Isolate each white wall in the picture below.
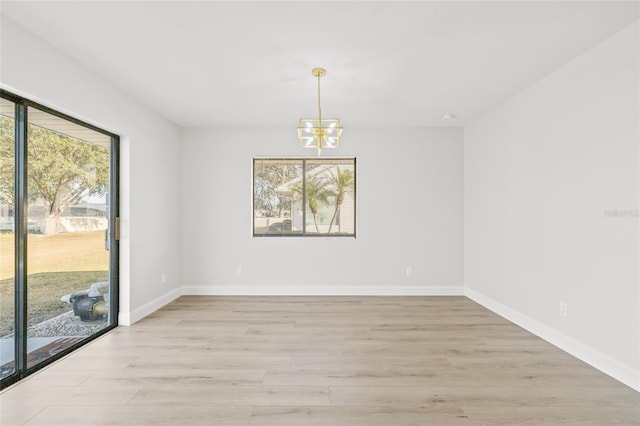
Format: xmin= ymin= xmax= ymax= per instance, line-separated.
xmin=0 ymin=16 xmax=183 ymax=324
xmin=181 ymin=127 xmax=463 ymax=295
xmin=465 ymin=22 xmax=639 ymax=390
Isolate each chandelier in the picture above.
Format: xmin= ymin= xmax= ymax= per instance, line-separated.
xmin=298 ymin=67 xmax=342 ymax=156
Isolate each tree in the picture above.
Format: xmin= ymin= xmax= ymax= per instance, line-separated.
xmin=27 ymin=124 xmax=108 ymax=235
xmin=0 ymin=117 xmax=15 ymax=211
xmin=254 ymin=162 xmax=299 ymax=217
xmin=1 ymin=117 xmax=109 ymax=235
xmin=302 ymin=173 xmax=333 ymax=233
xmin=326 ymin=167 xmax=354 ymax=234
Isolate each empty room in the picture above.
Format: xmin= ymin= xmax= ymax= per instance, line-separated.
xmin=0 ymin=1 xmax=638 ymax=425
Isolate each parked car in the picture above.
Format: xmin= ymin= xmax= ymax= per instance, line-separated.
xmin=267 ymin=219 xmax=292 ymax=233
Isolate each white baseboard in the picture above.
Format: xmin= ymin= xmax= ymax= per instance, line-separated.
xmin=181 ymin=285 xmax=465 ymax=296
xmin=465 ymin=287 xmax=640 ymax=392
xmin=118 ymin=287 xmax=182 ymax=326
xmin=117 ymin=312 xmax=131 ymax=326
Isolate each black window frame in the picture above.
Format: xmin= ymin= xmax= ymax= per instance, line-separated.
xmin=252 ymin=157 xmax=356 ymax=238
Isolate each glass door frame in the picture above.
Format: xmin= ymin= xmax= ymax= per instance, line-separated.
xmin=0 ymin=89 xmax=119 ymax=390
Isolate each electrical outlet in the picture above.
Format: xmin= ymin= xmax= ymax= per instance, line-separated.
xmin=405 ymin=266 xmax=413 ymax=277
xmin=237 ymin=266 xmax=242 ymax=276
xmin=560 ymin=302 xmax=568 ymax=317
xmin=161 ymin=273 xmax=167 ymax=284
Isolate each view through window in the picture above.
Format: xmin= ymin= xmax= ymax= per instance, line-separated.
xmin=253 ymin=158 xmax=356 ymax=237
xmin=0 ymin=98 xmax=16 ymax=379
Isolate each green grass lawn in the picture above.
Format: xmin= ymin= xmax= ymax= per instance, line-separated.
xmin=0 ymin=231 xmax=109 ymax=336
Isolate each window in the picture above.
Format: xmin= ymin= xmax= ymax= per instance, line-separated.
xmin=253 ymin=158 xmax=356 ymax=237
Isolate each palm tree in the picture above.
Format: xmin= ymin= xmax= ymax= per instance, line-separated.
xmin=327 ymin=167 xmax=354 ymax=233
xmin=296 ymin=173 xmax=332 ymax=233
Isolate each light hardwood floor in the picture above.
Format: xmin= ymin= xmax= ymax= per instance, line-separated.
xmin=1 ymin=296 xmax=639 ymax=425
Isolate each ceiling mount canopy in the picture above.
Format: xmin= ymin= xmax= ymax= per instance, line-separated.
xmin=298 ymin=67 xmax=342 ymax=156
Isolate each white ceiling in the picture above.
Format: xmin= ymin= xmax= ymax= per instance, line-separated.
xmin=1 ymin=1 xmax=638 ymax=128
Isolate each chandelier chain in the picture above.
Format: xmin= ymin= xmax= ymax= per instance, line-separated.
xmin=317 ymin=72 xmax=322 ymax=146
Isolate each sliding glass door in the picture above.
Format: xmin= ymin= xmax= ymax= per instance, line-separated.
xmin=0 ymin=91 xmax=119 ymax=388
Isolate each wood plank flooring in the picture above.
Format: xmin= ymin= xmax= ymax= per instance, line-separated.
xmin=1 ymin=296 xmax=638 ymax=425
